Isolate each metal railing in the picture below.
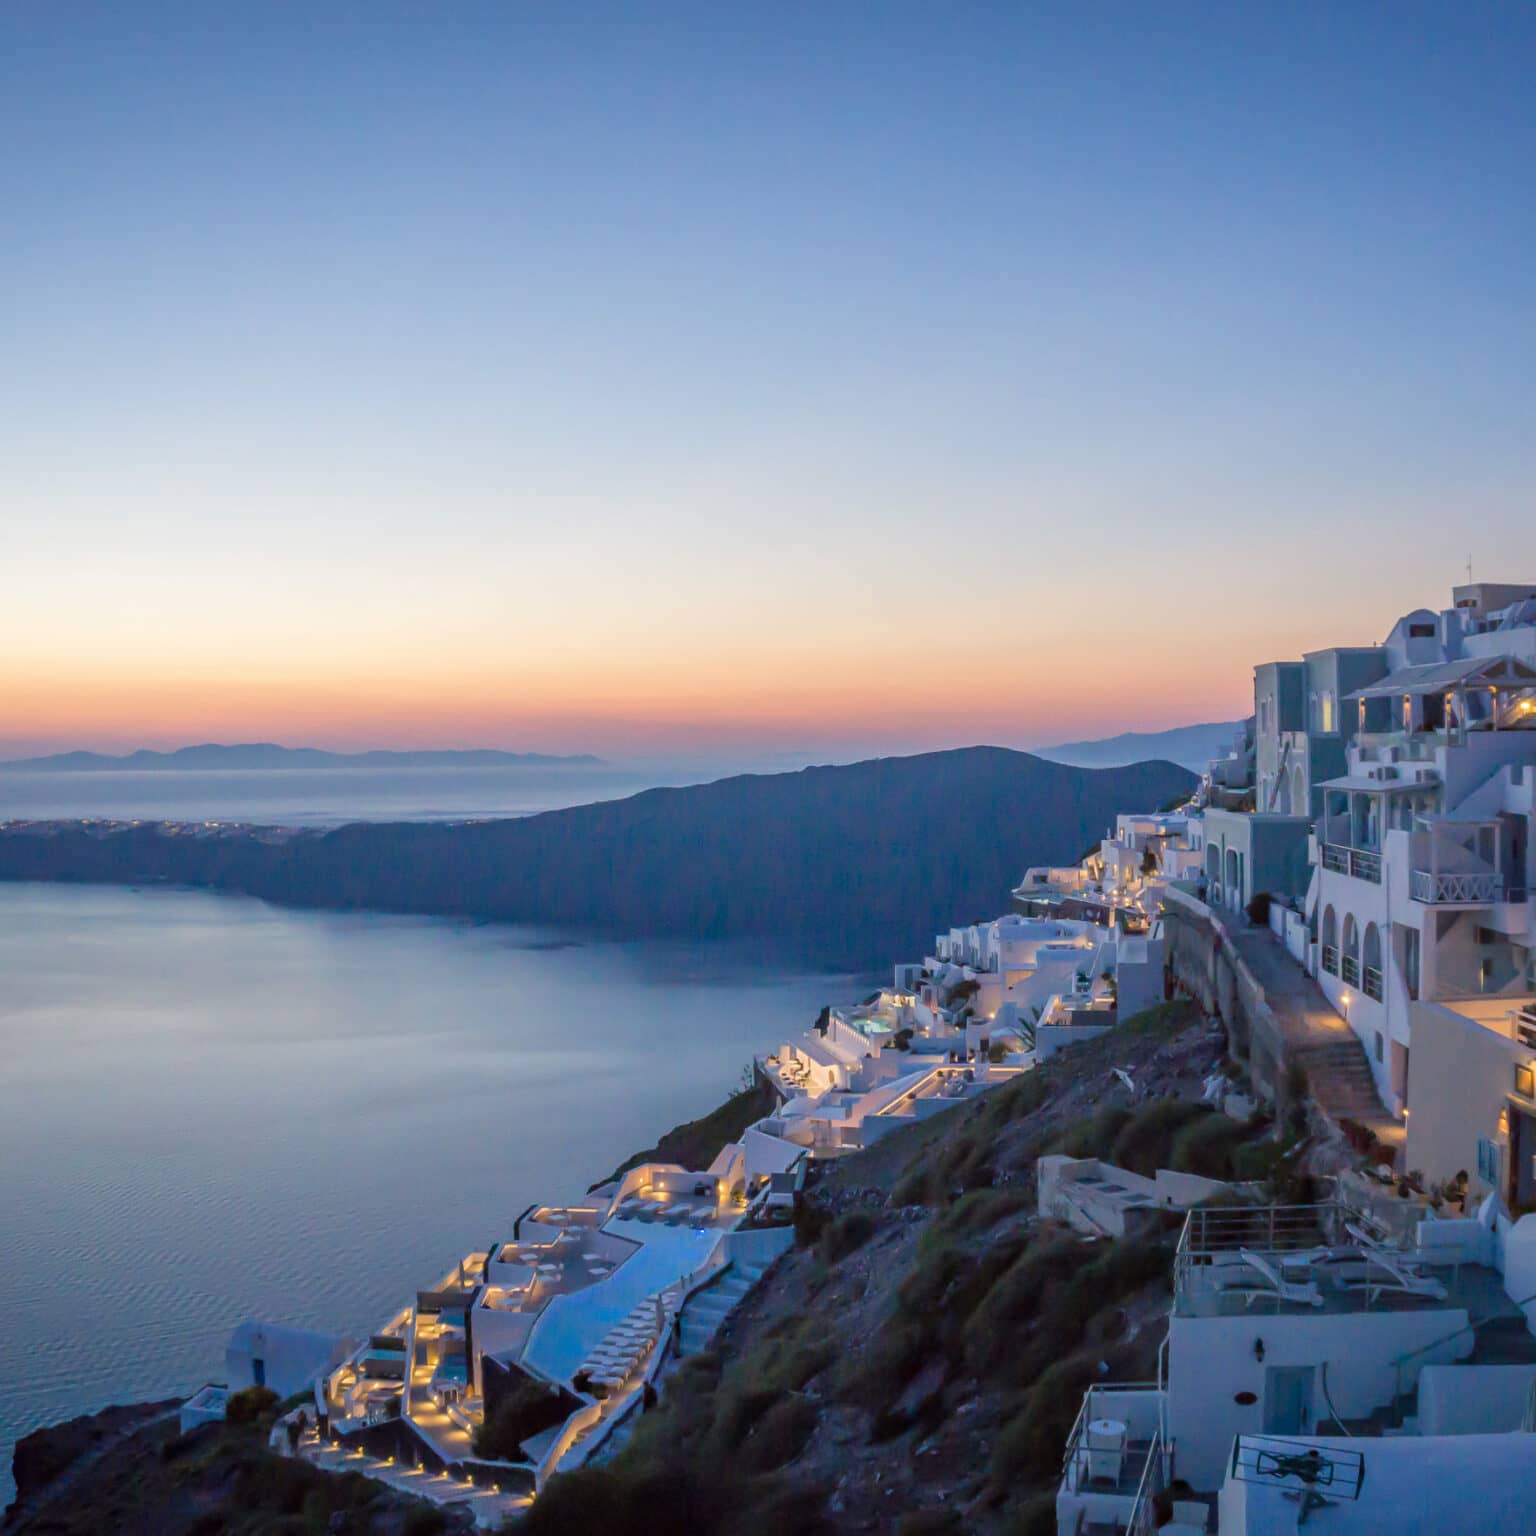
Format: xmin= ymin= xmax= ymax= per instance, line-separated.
xmin=1513 ymin=1008 xmax=1536 ymax=1052
xmin=1126 ymin=1429 xmax=1170 ymax=1536
xmin=1229 ymin=1434 xmax=1364 ymax=1502
xmin=1059 ymin=1381 xmax=1164 ymax=1480
xmin=1363 ymin=965 xmax=1384 ymax=1001
xmin=1323 ymin=844 xmax=1381 ymax=883
xmin=1410 ymin=868 xmax=1505 ymax=904
xmin=1341 ymin=955 xmax=1360 ymax=987
xmin=1321 ymin=944 xmax=1339 ymax=976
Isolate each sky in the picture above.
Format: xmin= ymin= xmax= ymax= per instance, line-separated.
xmin=3 ymin=2 xmax=1534 ymax=762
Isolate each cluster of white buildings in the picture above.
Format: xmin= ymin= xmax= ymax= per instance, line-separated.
xmin=1054 ymin=580 xmax=1536 ymax=1536
xmin=196 ymin=577 xmax=1536 ymax=1533
xmin=1057 ymin=1192 xmax=1536 ymax=1535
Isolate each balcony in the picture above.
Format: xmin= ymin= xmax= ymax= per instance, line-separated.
xmin=1321 ymin=944 xmax=1339 ymax=977
xmin=1410 ymin=869 xmax=1505 ymax=905
xmin=1322 ymin=843 xmax=1381 ymax=883
xmin=1513 ymin=1008 xmax=1536 ymax=1052
xmin=1363 ymin=965 xmax=1384 ymax=1002
xmin=1340 ymin=955 xmax=1360 ymax=987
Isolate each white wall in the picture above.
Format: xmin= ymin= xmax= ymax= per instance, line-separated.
xmin=1167 ymin=1307 xmax=1473 ymax=1489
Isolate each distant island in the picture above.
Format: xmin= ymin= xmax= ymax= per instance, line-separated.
xmin=0 ymin=746 xmax=1194 ymax=968
xmin=1034 ymin=719 xmax=1243 ymax=773
xmin=0 ymin=743 xmax=604 ymax=772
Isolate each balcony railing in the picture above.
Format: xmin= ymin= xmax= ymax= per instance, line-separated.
xmin=1410 ymin=869 xmax=1506 ymax=904
xmin=1321 ymin=944 xmax=1339 ymax=977
xmin=1514 ymin=1008 xmax=1536 ymax=1052
xmin=1341 ymin=956 xmax=1360 ymax=987
xmin=1363 ymin=965 xmax=1384 ymax=1002
xmin=1323 ymin=844 xmax=1381 ymax=883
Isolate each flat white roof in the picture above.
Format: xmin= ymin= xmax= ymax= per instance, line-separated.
xmin=1230 ymin=1433 xmax=1536 ymax=1536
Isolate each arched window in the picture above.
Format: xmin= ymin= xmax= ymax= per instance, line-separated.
xmin=1363 ymin=923 xmax=1383 ymax=999
xmin=1291 ymin=765 xmax=1306 ymax=818
xmin=1342 ymin=914 xmax=1361 ymax=987
xmin=1321 ymin=906 xmax=1338 ymax=975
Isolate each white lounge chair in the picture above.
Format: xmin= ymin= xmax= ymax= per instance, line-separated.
xmin=1219 ymin=1249 xmax=1324 ymax=1308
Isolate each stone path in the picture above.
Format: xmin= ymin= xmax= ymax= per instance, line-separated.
xmin=1229 ymin=924 xmax=1400 ymax=1144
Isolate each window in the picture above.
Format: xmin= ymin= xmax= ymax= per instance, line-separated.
xmin=1409 ymin=622 xmax=1435 ymax=638
xmin=1374 ymin=1031 xmax=1384 ymax=1062
xmin=1321 ymin=692 xmax=1335 ymax=733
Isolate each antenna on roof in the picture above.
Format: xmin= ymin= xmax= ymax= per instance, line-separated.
xmin=1467 ymin=555 xmax=1474 ymax=583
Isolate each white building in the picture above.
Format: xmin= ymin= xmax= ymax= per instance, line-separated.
xmin=1311 ymin=652 xmax=1536 ymax=1111
xmin=1056 ymin=1194 xmax=1536 ymax=1536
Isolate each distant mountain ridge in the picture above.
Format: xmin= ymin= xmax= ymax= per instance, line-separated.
xmin=0 ymin=746 xmax=1195 ymax=968
xmin=1034 ymin=719 xmax=1243 ymax=773
xmin=0 ymin=743 xmax=604 ymax=772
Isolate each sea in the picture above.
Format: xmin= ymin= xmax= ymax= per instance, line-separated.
xmin=0 ymin=760 xmax=752 ymax=827
xmin=0 ymin=765 xmax=867 ymax=1505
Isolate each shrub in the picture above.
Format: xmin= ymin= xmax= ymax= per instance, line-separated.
xmin=1048 ymin=1106 xmax=1124 ymax=1160
xmin=223 ymin=1386 xmax=279 ymax=1426
xmin=990 ymin=1352 xmax=1098 ymax=1484
xmin=1005 ymin=1492 xmax=1063 ymax=1536
xmin=1109 ymin=1100 xmax=1207 ymax=1176
xmin=402 ymin=1509 xmax=448 ymax=1536
xmin=896 ymin=1512 xmax=963 ymax=1536
xmin=1169 ymin=1110 xmax=1253 ymax=1179
xmin=794 ymin=1201 xmax=831 ymax=1249
xmin=1246 ymin=892 xmax=1272 ymax=926
xmin=736 ymin=1392 xmax=817 ymax=1473
xmin=817 ymin=1210 xmax=877 ymax=1266
xmin=473 ymin=1374 xmax=567 ymax=1461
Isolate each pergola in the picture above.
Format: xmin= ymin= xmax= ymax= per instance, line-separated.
xmin=1346 ymin=655 xmax=1536 ymax=737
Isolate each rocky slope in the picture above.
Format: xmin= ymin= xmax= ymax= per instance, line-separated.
xmin=522 ymin=999 xmax=1293 ymax=1536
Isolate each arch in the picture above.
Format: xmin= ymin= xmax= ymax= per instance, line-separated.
xmin=1322 ymin=905 xmax=1337 ymax=949
xmin=1275 ymin=774 xmax=1292 ymax=815
xmin=1290 ymin=765 xmax=1306 ymax=818
xmin=1343 ymin=913 xmax=1360 ymax=962
xmin=1363 ymin=922 xmax=1382 ymax=973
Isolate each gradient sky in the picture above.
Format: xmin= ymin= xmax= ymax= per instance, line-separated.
xmin=3 ymin=2 xmax=1534 ymax=760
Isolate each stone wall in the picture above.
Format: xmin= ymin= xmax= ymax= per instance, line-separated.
xmin=1161 ymin=888 xmax=1291 ymax=1109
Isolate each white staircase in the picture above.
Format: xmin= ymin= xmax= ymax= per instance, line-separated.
xmin=676 ymin=1263 xmax=765 ymax=1356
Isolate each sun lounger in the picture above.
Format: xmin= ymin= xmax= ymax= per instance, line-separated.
xmin=1218 ymin=1249 xmax=1324 ymax=1308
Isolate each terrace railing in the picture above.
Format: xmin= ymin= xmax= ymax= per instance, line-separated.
xmin=1363 ymin=965 xmax=1384 ymax=1002
xmin=1323 ymin=844 xmax=1381 ymax=883
xmin=1341 ymin=955 xmax=1360 ymax=988
xmin=1321 ymin=944 xmax=1339 ymax=977
xmin=1410 ymin=869 xmax=1505 ymax=904
xmin=1512 ymin=1008 xmax=1536 ymax=1053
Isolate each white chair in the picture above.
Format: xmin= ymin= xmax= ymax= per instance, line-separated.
xmin=1221 ymin=1249 xmax=1324 ymax=1308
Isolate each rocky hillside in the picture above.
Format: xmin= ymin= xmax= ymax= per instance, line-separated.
xmin=522 ymin=1000 xmax=1298 ymax=1536
xmin=3 ymin=1394 xmax=466 ymax=1536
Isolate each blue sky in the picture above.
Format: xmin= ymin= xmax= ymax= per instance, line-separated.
xmin=3 ymin=3 xmax=1534 ymax=756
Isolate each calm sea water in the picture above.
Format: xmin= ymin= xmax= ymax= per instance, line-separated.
xmin=0 ymin=762 xmax=744 ymax=827
xmin=0 ymin=883 xmax=861 ymax=1504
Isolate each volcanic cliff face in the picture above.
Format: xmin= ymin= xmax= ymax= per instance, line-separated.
xmin=0 ymin=749 xmax=1195 ymax=969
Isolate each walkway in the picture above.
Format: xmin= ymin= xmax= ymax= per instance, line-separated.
xmin=1228 ymin=924 xmax=1400 ymax=1147
xmin=300 ymin=1430 xmax=530 ymax=1529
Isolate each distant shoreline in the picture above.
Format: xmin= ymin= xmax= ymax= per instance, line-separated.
xmin=0 ymin=744 xmax=604 ymax=773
